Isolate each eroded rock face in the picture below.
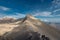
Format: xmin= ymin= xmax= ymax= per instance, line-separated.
xmin=0 ymin=31 xmax=50 ymax=40
xmin=0 ymin=15 xmax=60 ymax=40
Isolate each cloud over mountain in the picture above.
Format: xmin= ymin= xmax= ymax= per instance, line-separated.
xmin=0 ymin=6 xmax=10 ymax=11
xmin=33 ymin=11 xmax=51 ymax=16
xmin=0 ymin=6 xmax=25 ymax=18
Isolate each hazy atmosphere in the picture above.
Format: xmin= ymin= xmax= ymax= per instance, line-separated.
xmin=0 ymin=0 xmax=60 ymax=40
xmin=0 ymin=0 xmax=60 ymax=22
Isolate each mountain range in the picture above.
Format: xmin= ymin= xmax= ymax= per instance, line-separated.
xmin=0 ymin=15 xmax=60 ymax=40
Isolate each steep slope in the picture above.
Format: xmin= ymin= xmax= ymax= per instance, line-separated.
xmin=22 ymin=15 xmax=60 ymax=40
xmin=2 ymin=15 xmax=60 ymax=40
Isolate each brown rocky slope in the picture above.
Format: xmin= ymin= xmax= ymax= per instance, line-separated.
xmin=0 ymin=15 xmax=60 ymax=40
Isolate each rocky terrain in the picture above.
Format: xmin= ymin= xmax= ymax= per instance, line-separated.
xmin=0 ymin=15 xmax=60 ymax=40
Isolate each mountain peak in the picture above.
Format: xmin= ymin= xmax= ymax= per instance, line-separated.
xmin=26 ymin=14 xmax=33 ymax=17
xmin=26 ymin=14 xmax=37 ymax=20
xmin=21 ymin=14 xmax=37 ymax=23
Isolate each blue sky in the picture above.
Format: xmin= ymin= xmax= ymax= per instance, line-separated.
xmin=0 ymin=0 xmax=60 ymax=22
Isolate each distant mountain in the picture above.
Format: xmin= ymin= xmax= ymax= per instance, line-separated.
xmin=0 ymin=17 xmax=16 ymax=23
xmin=45 ymin=22 xmax=60 ymax=30
xmin=0 ymin=15 xmax=60 ymax=40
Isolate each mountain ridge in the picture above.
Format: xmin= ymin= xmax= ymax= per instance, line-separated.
xmin=0 ymin=15 xmax=60 ymax=40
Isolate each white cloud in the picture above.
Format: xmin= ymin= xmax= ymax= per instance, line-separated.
xmin=0 ymin=12 xmax=25 ymax=19
xmin=51 ymin=0 xmax=60 ymax=9
xmin=0 ymin=13 xmax=6 ymax=17
xmin=52 ymin=9 xmax=60 ymax=16
xmin=46 ymin=18 xmax=60 ymax=23
xmin=13 ymin=13 xmax=25 ymax=18
xmin=33 ymin=11 xmax=52 ymax=16
xmin=53 ymin=9 xmax=60 ymax=13
xmin=0 ymin=6 xmax=10 ymax=11
xmin=5 ymin=13 xmax=25 ymax=19
xmin=0 ymin=6 xmax=25 ymax=18
xmin=40 ymin=18 xmax=60 ymax=23
xmin=40 ymin=19 xmax=49 ymax=22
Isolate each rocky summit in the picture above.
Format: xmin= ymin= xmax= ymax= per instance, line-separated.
xmin=0 ymin=15 xmax=60 ymax=40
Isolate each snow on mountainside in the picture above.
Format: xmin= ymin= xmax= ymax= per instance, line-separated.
xmin=0 ymin=15 xmax=60 ymax=40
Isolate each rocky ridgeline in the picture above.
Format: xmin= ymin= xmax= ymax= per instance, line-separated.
xmin=0 ymin=15 xmax=60 ymax=40
xmin=0 ymin=31 xmax=50 ymax=40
